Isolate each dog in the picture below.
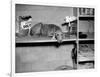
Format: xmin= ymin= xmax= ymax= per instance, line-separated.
xmin=30 ymin=22 xmax=63 ymax=43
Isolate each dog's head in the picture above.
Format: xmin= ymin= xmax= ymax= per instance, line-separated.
xmin=55 ymin=31 xmax=63 ymax=43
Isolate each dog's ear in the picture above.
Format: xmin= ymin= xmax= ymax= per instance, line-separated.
xmin=55 ymin=32 xmax=58 ymax=37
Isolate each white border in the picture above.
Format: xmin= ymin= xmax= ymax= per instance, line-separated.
xmin=11 ymin=1 xmax=15 ymax=77
xmin=11 ymin=0 xmax=97 ymax=77
xmin=12 ymin=0 xmax=96 ymax=8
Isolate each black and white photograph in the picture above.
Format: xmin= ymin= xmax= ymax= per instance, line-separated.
xmin=15 ymin=4 xmax=94 ymax=73
xmin=1 ymin=0 xmax=100 ymax=77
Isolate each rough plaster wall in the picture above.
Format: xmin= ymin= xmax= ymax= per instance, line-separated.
xmin=16 ymin=44 xmax=74 ymax=73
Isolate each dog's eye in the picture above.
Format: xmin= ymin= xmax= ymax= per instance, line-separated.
xmin=56 ymin=34 xmax=59 ymax=36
